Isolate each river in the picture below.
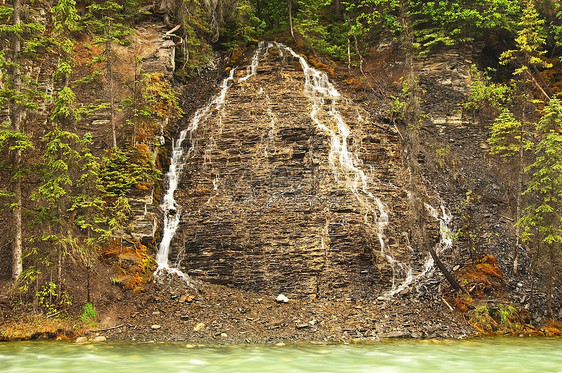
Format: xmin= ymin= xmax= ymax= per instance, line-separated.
xmin=1 ymin=337 xmax=561 ymax=372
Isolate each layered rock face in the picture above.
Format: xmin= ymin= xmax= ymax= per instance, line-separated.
xmin=166 ymin=43 xmax=419 ymax=299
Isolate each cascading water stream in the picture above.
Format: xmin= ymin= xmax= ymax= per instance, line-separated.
xmin=155 ymin=70 xmax=237 ymax=281
xmin=385 ymin=202 xmax=453 ymax=297
xmin=275 ymin=43 xmax=415 ymax=294
xmin=155 ymin=43 xmax=269 ymax=281
xmin=155 ymin=41 xmax=451 ymax=296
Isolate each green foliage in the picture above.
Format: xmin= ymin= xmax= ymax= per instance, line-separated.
xmin=0 ymin=128 xmax=33 ymax=196
xmin=0 ymin=3 xmax=47 ymax=57
xmin=389 ymin=77 xmax=423 ymax=126
xmin=51 ymin=86 xmax=80 ymax=124
xmin=496 ymin=303 xmax=519 ymax=325
xmin=124 ymin=72 xmax=183 ymax=144
xmin=83 ymin=0 xmax=146 ymax=44
xmin=464 ymin=65 xmax=513 ymax=112
xmin=500 ymin=0 xmax=551 ymax=75
xmin=0 ymin=2 xmax=46 ymax=115
xmin=488 ymin=108 xmax=533 ymax=157
xmin=344 ymin=0 xmax=402 ymax=38
xmin=79 ymin=302 xmax=97 ymax=326
xmin=0 ymin=128 xmax=33 ymax=152
xmin=219 ymin=0 xmax=264 ymax=49
xmin=71 ymin=144 xmax=112 ymax=243
xmin=33 ymin=128 xmax=82 ymax=207
xmin=52 ymin=0 xmax=81 ymax=34
xmin=36 ymin=281 xmax=72 ymax=316
xmin=139 ymin=73 xmax=183 ymax=121
xmin=53 ymin=61 xmax=73 ymax=82
xmin=470 ymin=305 xmax=496 ymax=332
xmin=453 ymin=190 xmax=489 ymax=256
xmin=550 ymin=2 xmax=562 ymax=60
xmin=410 ymin=0 xmax=522 ymax=53
xmin=518 ymin=97 xmax=562 ymax=246
xmin=294 ymin=0 xmax=333 ymax=55
xmin=99 ymin=146 xmax=161 ymax=198
xmin=469 ymin=303 xmax=522 ymax=334
xmin=29 ymin=129 xmax=103 ymax=267
xmin=36 ymin=282 xmax=58 ymax=316
xmin=174 ymin=0 xmax=216 ymax=75
xmin=250 ymin=0 xmax=289 ymax=31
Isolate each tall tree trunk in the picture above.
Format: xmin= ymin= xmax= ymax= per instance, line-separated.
xmin=288 ymin=0 xmax=295 ymax=42
xmin=513 ymin=121 xmax=524 ymax=275
xmin=334 ymin=0 xmax=342 ymax=18
xmin=87 ymin=228 xmax=91 ymax=303
xmin=11 ymin=0 xmax=23 ymax=283
xmin=429 ymin=246 xmax=466 ymax=293
xmin=547 ymin=244 xmax=555 ymax=318
xmin=12 ymin=153 xmax=22 ymax=282
xmin=107 ymin=19 xmax=117 ymax=148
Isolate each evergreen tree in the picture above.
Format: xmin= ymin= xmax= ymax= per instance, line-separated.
xmin=0 ymin=0 xmax=45 ymax=283
xmin=500 ymin=0 xmax=552 ymax=99
xmin=82 ymin=0 xmax=140 ymax=148
xmin=488 ymin=108 xmax=533 ymax=273
xmin=518 ymin=97 xmax=562 ymax=315
xmin=31 ymin=128 xmax=86 ymax=267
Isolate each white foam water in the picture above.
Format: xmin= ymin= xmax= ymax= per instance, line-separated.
xmin=275 ymin=43 xmax=415 ymax=295
xmin=155 ymin=41 xmax=449 ymax=296
xmin=155 ymin=43 xmax=268 ymax=283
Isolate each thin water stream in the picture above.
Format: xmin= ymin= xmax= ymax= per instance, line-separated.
xmin=155 ymin=41 xmax=453 ymax=295
xmin=1 ymin=338 xmax=561 ymax=372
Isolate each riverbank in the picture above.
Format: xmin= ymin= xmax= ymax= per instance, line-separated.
xmin=83 ymin=278 xmax=477 ymax=343
xmin=99 ymin=284 xmax=475 ymax=344
xmin=1 ymin=276 xmax=474 ymax=343
xmin=4 ymin=274 xmax=562 ymax=343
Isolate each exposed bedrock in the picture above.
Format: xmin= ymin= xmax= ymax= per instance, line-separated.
xmin=166 ymin=44 xmax=434 ymax=299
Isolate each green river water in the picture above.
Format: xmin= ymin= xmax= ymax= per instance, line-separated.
xmin=1 ymin=338 xmax=561 ymax=372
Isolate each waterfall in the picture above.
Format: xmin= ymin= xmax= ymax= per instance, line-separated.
xmin=275 ymin=43 xmax=415 ymax=295
xmin=155 ymin=43 xmax=268 ymax=282
xmin=155 ymin=70 xmax=236 ymax=281
xmin=385 ymin=202 xmax=453 ymax=297
xmin=155 ymin=41 xmax=448 ymax=295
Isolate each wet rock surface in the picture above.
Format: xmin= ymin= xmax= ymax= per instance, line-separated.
xmin=166 ymin=44 xmax=428 ymax=300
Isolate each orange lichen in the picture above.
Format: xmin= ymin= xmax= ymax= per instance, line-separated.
xmin=101 ymin=239 xmax=155 ymax=292
xmin=544 ymin=320 xmax=562 ymax=336
xmin=230 ymin=49 xmax=245 ymax=65
xmin=456 ymin=254 xmax=503 ymax=299
xmin=450 ymin=293 xmax=473 ymax=313
xmin=309 ymin=55 xmax=335 ymax=76
xmin=135 ymin=181 xmax=151 ymax=191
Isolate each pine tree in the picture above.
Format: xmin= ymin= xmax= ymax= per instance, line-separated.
xmin=83 ymin=0 xmax=138 ymax=148
xmin=518 ymin=97 xmax=562 ymax=315
xmin=0 ymin=0 xmax=45 ymax=283
xmin=488 ymin=108 xmax=533 ymax=273
xmin=500 ymin=0 xmax=552 ymax=99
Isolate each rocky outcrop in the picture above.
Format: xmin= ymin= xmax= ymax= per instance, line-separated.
xmin=166 ymin=44 xmax=431 ymax=299
xmin=416 ymin=47 xmax=472 ymax=127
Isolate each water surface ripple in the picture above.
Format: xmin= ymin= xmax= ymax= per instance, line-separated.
xmin=1 ymin=338 xmax=561 ymax=373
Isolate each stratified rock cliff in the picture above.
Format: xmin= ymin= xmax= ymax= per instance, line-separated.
xmin=165 ymin=43 xmax=439 ymax=299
